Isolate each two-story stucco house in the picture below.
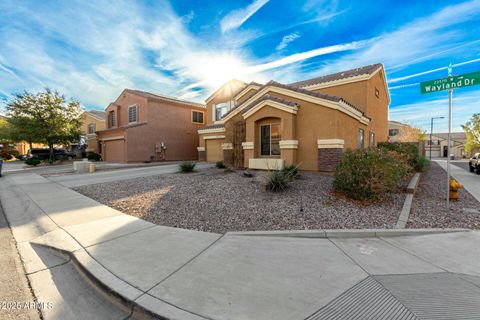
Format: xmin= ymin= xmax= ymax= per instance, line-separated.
xmin=197 ymin=63 xmax=390 ymax=172
xmin=97 ymin=89 xmax=206 ymax=162
xmin=80 ymin=110 xmax=106 ymax=153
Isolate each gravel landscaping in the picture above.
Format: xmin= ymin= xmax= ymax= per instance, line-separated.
xmin=74 ymin=168 xmax=405 ymax=233
xmin=408 ymin=162 xmax=480 ymax=229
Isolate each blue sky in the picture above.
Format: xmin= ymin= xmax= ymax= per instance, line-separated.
xmin=0 ymin=0 xmax=479 ymax=132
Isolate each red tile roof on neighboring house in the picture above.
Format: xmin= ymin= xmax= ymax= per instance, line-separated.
xmin=289 ymin=63 xmax=383 ymax=88
xmin=96 ymin=121 xmax=147 ymax=133
xmin=124 ymin=89 xmax=205 ymax=108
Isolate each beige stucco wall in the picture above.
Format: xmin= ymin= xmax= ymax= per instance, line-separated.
xmin=81 ymin=112 xmax=106 ymax=153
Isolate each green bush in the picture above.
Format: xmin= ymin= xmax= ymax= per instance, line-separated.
xmin=378 ymin=142 xmax=430 ymax=173
xmin=265 ymin=170 xmax=291 ymax=192
xmin=414 ymin=155 xmax=431 ymax=172
xmin=25 ymin=157 xmax=41 ymax=166
xmin=180 ymin=161 xmax=196 ymax=173
xmin=215 ymin=161 xmax=226 ymax=169
xmin=333 ymin=148 xmax=410 ymax=201
xmin=86 ymin=152 xmax=102 ymax=161
xmin=281 ymin=164 xmax=298 ymax=178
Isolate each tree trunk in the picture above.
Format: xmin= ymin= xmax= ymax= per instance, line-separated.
xmin=49 ymin=141 xmax=54 ymax=162
xmin=29 ymin=140 xmax=33 ymax=150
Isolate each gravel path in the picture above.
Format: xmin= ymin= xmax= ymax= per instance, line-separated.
xmin=74 ymin=169 xmax=405 ymax=233
xmin=408 ymin=162 xmax=480 ymax=229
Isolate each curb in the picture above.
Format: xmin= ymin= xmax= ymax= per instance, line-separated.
xmin=226 ymin=228 xmax=469 ymax=238
xmin=395 ymin=172 xmax=421 ymax=228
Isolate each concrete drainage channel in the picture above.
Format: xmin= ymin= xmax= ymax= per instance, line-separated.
xmin=395 ymin=172 xmax=422 ymax=229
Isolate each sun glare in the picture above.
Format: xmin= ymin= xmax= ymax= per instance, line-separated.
xmin=192 ymin=53 xmax=249 ymax=89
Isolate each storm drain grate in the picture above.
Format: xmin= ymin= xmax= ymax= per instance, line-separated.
xmin=306 ymin=276 xmax=418 ymax=320
xmin=307 ymin=273 xmax=480 ymax=320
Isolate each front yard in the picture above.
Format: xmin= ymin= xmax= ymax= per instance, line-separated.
xmin=74 ymin=168 xmax=405 ymax=233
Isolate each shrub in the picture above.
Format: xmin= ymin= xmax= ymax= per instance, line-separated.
xmin=265 ymin=170 xmax=291 ymax=192
xmin=0 ymin=150 xmax=14 ymax=160
xmin=25 ymin=157 xmax=41 ymax=166
xmin=281 ymin=164 xmax=298 ymax=178
xmin=216 ymin=161 xmax=226 ymax=169
xmin=86 ymin=152 xmax=102 ymax=161
xmin=179 ymin=161 xmax=196 ymax=172
xmin=378 ymin=142 xmax=418 ymax=166
xmin=333 ymin=148 xmax=410 ymax=201
xmin=414 ymin=155 xmax=431 ymax=172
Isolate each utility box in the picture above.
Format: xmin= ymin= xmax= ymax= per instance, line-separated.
xmin=73 ymin=160 xmax=96 ymax=174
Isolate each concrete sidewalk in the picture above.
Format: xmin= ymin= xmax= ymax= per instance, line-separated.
xmin=1 ymin=172 xmax=480 ymax=319
xmin=435 ymin=159 xmax=480 ymax=202
xmin=47 ymin=162 xmax=213 ymax=187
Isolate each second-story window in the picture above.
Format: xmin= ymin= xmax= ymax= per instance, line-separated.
xmin=109 ymin=111 xmax=116 ymax=127
xmin=192 ymin=111 xmax=204 ymax=124
xmin=215 ymin=103 xmax=228 ymax=121
xmin=128 ymin=105 xmax=137 ymax=123
xmin=87 ymin=123 xmax=95 ymax=134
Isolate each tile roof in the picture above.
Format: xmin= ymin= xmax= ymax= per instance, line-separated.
xmin=240 ymin=94 xmax=298 ymax=115
xmin=124 ymin=89 xmax=205 ymax=108
xmin=222 ymin=80 xmax=367 ymax=119
xmin=87 ymin=110 xmax=106 ymax=120
xmin=289 ymin=63 xmax=383 ymax=88
xmin=432 ymin=132 xmax=467 ymax=141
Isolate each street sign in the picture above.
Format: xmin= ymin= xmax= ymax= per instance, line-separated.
xmin=420 ymin=71 xmax=480 ymax=94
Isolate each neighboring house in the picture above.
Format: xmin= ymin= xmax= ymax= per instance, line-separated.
xmin=198 ymin=63 xmax=390 ymax=172
xmin=388 ymin=121 xmax=420 ymax=142
xmin=96 ymin=89 xmax=205 ymax=162
xmin=77 ymin=110 xmax=106 ymax=153
xmin=426 ymin=132 xmax=467 ymax=158
xmin=0 ymin=115 xmax=45 ymax=155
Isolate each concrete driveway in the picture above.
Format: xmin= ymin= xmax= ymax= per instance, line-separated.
xmin=1 ymin=171 xmax=480 ymax=319
xmin=47 ymin=162 xmax=213 ymax=187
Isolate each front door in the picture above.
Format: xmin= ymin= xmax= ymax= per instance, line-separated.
xmin=443 ymin=146 xmax=448 ymax=157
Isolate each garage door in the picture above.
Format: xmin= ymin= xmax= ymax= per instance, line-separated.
xmin=104 ymin=140 xmax=125 ymax=162
xmin=206 ymin=139 xmax=223 ymax=162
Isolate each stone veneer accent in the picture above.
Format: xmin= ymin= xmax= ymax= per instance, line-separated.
xmin=223 ymin=150 xmax=234 ymax=167
xmin=318 ymin=148 xmax=343 ymax=172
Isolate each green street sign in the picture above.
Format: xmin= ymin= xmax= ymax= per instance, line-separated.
xmin=420 ymin=71 xmax=480 ymax=94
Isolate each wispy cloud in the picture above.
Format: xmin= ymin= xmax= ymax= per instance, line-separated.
xmin=276 ymin=32 xmax=301 ymax=50
xmin=389 ymin=91 xmax=478 ymax=131
xmin=389 ymin=57 xmax=480 ymax=83
xmin=250 ymin=39 xmax=372 ymax=73
xmin=309 ymin=0 xmax=480 ymax=77
xmin=220 ymin=0 xmax=269 ymax=33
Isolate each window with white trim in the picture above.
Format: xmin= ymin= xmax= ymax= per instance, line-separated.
xmin=215 ymin=103 xmax=228 ymax=121
xmin=128 ymin=105 xmax=137 ymax=123
xmin=192 ymin=111 xmax=204 ymax=124
xmin=87 ymin=123 xmax=95 ymax=134
xmin=358 ymin=128 xmax=365 ymax=149
xmin=109 ymin=111 xmax=116 ymax=127
xmin=369 ymin=131 xmax=375 ymax=147
xmin=260 ymin=124 xmax=281 ymax=156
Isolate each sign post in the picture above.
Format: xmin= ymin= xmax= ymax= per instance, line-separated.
xmin=420 ymin=67 xmax=480 ymax=208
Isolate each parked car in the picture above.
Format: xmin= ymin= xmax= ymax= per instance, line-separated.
xmin=24 ymin=148 xmax=75 ymax=160
xmin=469 ymin=153 xmax=480 ymax=174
